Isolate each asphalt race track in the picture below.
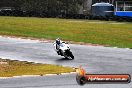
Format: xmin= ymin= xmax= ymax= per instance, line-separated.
xmin=0 ymin=36 xmax=132 ymax=88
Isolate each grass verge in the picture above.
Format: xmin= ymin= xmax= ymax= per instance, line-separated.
xmin=0 ymin=58 xmax=75 ymax=77
xmin=0 ymin=16 xmax=132 ymax=48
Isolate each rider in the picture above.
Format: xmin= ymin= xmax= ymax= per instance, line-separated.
xmin=55 ymin=38 xmax=62 ymax=55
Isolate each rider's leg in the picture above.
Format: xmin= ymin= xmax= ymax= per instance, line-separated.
xmin=56 ymin=44 xmax=60 ymax=55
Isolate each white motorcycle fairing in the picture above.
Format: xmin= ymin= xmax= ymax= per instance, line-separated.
xmin=54 ymin=42 xmax=74 ymax=60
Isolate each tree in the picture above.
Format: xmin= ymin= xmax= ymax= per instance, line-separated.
xmin=0 ymin=0 xmax=84 ymax=17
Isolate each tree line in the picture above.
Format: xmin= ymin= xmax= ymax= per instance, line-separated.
xmin=0 ymin=0 xmax=112 ymax=17
xmin=0 ymin=0 xmax=84 ymax=17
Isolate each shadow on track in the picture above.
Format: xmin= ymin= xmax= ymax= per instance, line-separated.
xmin=56 ymin=58 xmax=73 ymax=62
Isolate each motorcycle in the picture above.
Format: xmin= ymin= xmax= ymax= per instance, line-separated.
xmin=54 ymin=42 xmax=74 ymax=60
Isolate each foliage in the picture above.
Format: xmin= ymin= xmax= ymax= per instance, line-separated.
xmin=0 ymin=0 xmax=83 ymax=16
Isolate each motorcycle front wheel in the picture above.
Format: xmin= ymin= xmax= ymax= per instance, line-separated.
xmin=65 ymin=50 xmax=74 ymax=60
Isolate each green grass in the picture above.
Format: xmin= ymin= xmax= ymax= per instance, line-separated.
xmin=0 ymin=16 xmax=132 ymax=48
xmin=0 ymin=58 xmax=75 ymax=77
